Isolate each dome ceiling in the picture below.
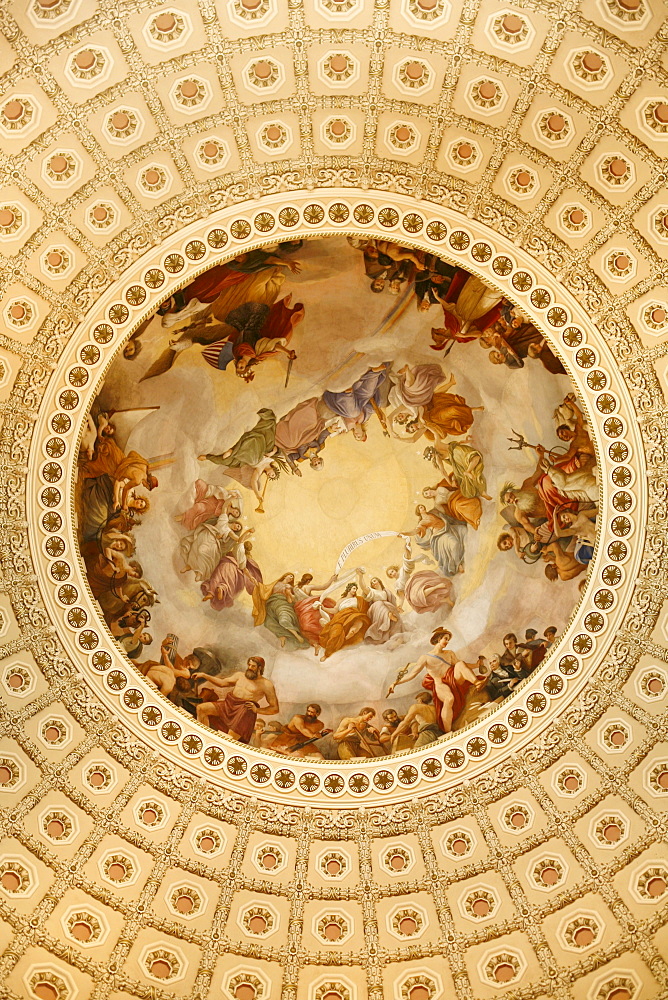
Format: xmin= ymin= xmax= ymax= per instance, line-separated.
xmin=0 ymin=0 xmax=667 ymax=311
xmin=0 ymin=2 xmax=667 ymax=1000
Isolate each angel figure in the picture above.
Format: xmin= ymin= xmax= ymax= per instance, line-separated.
xmin=402 ymin=505 xmax=467 ymax=578
xmin=388 ymin=366 xmax=482 ymax=443
xmin=198 ymin=408 xmax=285 ymax=505
xmin=139 ymin=264 xmax=287 ymax=380
xmin=354 ymin=570 xmax=404 ymax=646
xmin=422 ymin=442 xmax=490 ymax=530
xmin=252 ymin=573 xmax=309 ymax=650
xmin=175 ymin=479 xmax=242 ymax=533
xmin=386 ymin=538 xmax=454 ymax=615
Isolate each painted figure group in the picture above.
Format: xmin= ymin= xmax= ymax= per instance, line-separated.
xmin=497 ymin=392 xmax=597 ymax=582
xmin=113 ymin=614 xmax=559 ymax=759
xmin=77 ymin=413 xmax=160 ymax=661
xmin=347 ymin=236 xmax=566 ymax=375
xmin=182 ymin=354 xmax=489 ymax=653
xmin=127 ymin=242 xmax=305 ymax=384
xmin=121 ymin=235 xmax=566 ymax=391
xmin=76 ymin=235 xmax=596 ymax=759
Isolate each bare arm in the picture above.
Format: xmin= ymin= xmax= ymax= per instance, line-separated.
xmin=333 ymin=718 xmax=358 ymax=741
xmin=514 ymin=509 xmax=537 ymax=536
xmin=355 ymin=568 xmax=369 ymax=598
xmin=404 ymin=425 xmax=426 ymax=443
xmin=249 ymin=467 xmax=264 ymax=502
xmin=391 ymin=706 xmax=418 ymax=741
xmin=222 ymin=495 xmax=239 ymax=515
xmin=389 ymin=246 xmax=425 ymax=268
xmin=258 ymin=679 xmax=279 ymax=716
xmin=130 ymin=621 xmax=146 ymax=642
xmin=559 ymin=396 xmax=588 ymax=461
xmin=511 ymin=527 xmax=524 ymax=554
xmin=160 ymin=643 xmax=174 ymax=669
xmin=194 ymin=671 xmax=238 ymax=690
xmin=112 ymin=478 xmax=124 ymax=510
xmin=120 ymin=476 xmax=141 ymax=510
xmin=289 ymin=716 xmax=322 ymax=738
xmin=388 ymin=659 xmax=424 ymax=694
xmin=262 ymin=254 xmax=301 ymax=273
xmin=102 ymin=545 xmax=118 ymax=566
xmin=306 ymin=573 xmax=339 ymax=593
xmin=550 ymin=518 xmax=570 ymax=540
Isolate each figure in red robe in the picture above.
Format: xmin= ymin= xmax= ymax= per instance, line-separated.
xmin=429 ymin=270 xmax=504 ymax=351
xmin=200 ymin=297 xmax=304 ymax=383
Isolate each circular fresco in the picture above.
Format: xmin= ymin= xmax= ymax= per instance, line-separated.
xmin=75 ymin=234 xmax=597 ymax=760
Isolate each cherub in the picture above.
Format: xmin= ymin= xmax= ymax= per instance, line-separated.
xmin=137 ymin=638 xmax=198 ymax=697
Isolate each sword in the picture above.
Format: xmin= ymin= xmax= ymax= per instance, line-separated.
xmin=284 ymin=356 xmax=294 ymax=388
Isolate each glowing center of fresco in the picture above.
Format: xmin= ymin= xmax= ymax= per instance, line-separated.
xmin=76 ymin=236 xmax=597 ymax=760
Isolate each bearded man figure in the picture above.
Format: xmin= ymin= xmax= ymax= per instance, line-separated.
xmin=194 ymin=656 xmax=279 ymax=741
xmin=500 ymin=441 xmax=579 ymax=541
xmin=267 ymin=704 xmax=332 ymax=759
xmin=499 ymin=479 xmax=547 ymax=536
